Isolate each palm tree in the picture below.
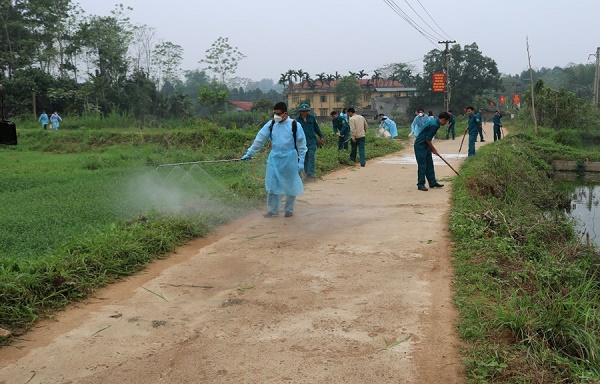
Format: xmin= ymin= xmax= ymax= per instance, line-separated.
xmin=316 ymin=72 xmax=327 ymax=87
xmin=278 ymin=73 xmax=289 ymax=93
xmin=301 ymin=70 xmax=311 ymax=89
xmin=371 ymin=71 xmax=382 ymax=87
xmin=286 ymin=69 xmax=296 ymax=93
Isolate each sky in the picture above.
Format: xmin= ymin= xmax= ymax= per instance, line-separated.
xmin=74 ymin=0 xmax=600 ymax=83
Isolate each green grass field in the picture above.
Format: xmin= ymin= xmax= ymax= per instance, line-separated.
xmin=0 ymin=120 xmax=402 ymax=334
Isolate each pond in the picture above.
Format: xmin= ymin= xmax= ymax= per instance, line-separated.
xmin=567 ymin=185 xmax=600 ymax=244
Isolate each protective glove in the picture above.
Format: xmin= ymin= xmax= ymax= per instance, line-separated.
xmin=241 ymin=154 xmax=252 ymax=161
xmin=298 ymin=163 xmax=304 ymax=172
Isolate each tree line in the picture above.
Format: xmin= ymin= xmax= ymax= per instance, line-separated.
xmin=1 ymin=1 xmax=595 ymax=127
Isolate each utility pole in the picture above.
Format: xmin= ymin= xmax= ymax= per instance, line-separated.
xmin=590 ymin=47 xmax=600 ymax=106
xmin=439 ymin=40 xmax=455 ymax=112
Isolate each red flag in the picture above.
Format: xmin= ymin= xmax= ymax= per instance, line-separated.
xmin=500 ymin=95 xmax=506 ymax=104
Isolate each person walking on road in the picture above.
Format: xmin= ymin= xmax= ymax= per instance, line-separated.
xmin=410 ymin=108 xmax=429 ymax=144
xmin=464 ymin=106 xmax=481 ymax=157
xmin=492 ymin=110 xmax=503 ymax=141
xmin=414 ymin=112 xmax=450 ymax=191
xmin=446 ymin=110 xmax=455 ymax=140
xmin=297 ymin=104 xmax=324 ymax=179
xmin=476 ymin=108 xmax=485 ymax=142
xmin=241 ymin=102 xmax=308 ymax=218
xmin=348 ymin=107 xmax=368 ymax=167
xmin=331 ymin=111 xmax=350 ymax=150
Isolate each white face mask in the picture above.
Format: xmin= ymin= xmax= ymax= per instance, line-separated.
xmin=418 ymin=112 xmax=424 ymax=117
xmin=273 ymin=114 xmax=283 ymax=123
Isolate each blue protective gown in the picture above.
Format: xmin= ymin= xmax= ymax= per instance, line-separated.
xmin=379 ymin=117 xmax=398 ymax=139
xmin=245 ymin=118 xmax=308 ymax=196
xmin=38 ymin=113 xmax=49 ymax=129
xmin=411 ymin=115 xmax=429 ymax=137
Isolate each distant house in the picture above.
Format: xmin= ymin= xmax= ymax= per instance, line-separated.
xmin=228 ymin=101 xmax=253 ymax=112
xmin=285 ymin=79 xmax=416 ymax=117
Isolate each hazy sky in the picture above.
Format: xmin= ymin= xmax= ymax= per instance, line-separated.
xmin=75 ymin=0 xmax=600 ymax=82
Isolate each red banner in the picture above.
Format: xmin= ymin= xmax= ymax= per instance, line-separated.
xmin=500 ymin=95 xmax=506 ymax=104
xmin=513 ymin=94 xmax=521 ymax=104
xmin=432 ymin=73 xmax=445 ymax=92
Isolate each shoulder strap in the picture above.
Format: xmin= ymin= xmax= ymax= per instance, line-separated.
xmin=269 ymin=119 xmax=298 ymax=153
xmin=292 ymin=120 xmax=297 ymax=153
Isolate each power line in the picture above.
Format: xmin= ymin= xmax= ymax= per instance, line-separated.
xmin=382 ymin=0 xmax=439 ymax=48
xmin=401 ymin=0 xmax=446 ymax=41
xmin=415 ymin=0 xmax=454 ymax=41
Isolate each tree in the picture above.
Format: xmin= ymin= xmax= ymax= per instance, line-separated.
xmin=334 ymin=76 xmax=361 ymax=108
xmin=251 ymin=98 xmax=274 ymax=113
xmin=200 ymin=37 xmax=245 ymax=84
xmin=198 ymin=80 xmax=229 ymax=117
xmin=152 ymin=41 xmax=183 ymax=89
xmin=410 ymin=43 xmax=501 ymax=113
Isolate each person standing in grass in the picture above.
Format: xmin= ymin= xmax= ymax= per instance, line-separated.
xmin=241 ymin=101 xmax=308 ymax=218
xmin=348 ymin=107 xmax=368 ymax=167
xmin=378 ymin=114 xmax=398 ymax=140
xmin=296 ymin=104 xmax=324 ymax=180
xmin=331 ymin=110 xmax=350 ymax=150
xmin=414 ymin=112 xmax=450 ymax=191
xmin=38 ymin=111 xmax=49 ymax=130
xmin=50 ymin=112 xmax=62 ymax=130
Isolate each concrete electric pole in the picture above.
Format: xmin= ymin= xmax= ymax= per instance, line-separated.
xmin=439 ymin=40 xmax=455 ymax=112
xmin=590 ymin=47 xmax=600 ymax=106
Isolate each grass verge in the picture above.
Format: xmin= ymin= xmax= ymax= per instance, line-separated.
xmin=450 ymin=134 xmax=600 ymax=382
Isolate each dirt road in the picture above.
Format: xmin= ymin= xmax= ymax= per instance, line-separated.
xmin=0 ymin=132 xmax=475 ymax=384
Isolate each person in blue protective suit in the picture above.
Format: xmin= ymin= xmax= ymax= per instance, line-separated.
xmin=241 ymin=102 xmax=308 ymax=218
xmin=38 ymin=111 xmax=49 ymax=130
xmin=410 ymin=108 xmax=429 ymax=142
xmin=378 ymin=114 xmax=398 ymax=140
xmin=492 ymin=110 xmax=503 ymax=141
xmin=414 ymin=111 xmax=450 ymax=191
xmin=446 ymin=110 xmax=455 ymax=140
xmin=331 ymin=110 xmax=350 ymax=150
xmin=296 ymin=103 xmax=324 ymax=179
xmin=339 ymin=108 xmax=348 ymax=122
xmin=463 ymin=106 xmax=480 ymax=157
xmin=50 ymin=111 xmax=62 ymax=130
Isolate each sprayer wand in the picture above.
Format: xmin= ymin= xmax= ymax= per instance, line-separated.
xmin=155 ymin=158 xmax=242 ymax=170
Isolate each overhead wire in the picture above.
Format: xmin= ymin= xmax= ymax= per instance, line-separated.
xmin=401 ymin=0 xmax=446 ymax=41
xmin=381 ymin=0 xmax=439 ymax=48
xmin=415 ymin=0 xmax=454 ymax=41
xmin=382 ymin=0 xmax=454 ymax=49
